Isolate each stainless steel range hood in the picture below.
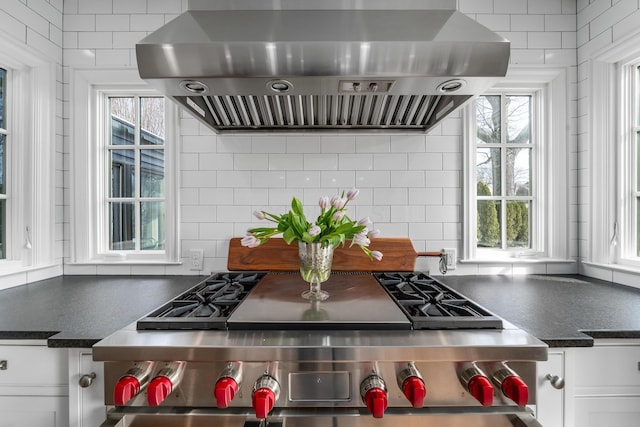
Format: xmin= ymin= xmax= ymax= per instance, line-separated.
xmin=136 ymin=1 xmax=510 ymax=134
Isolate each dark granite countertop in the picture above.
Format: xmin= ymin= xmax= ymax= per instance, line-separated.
xmin=0 ymin=275 xmax=204 ymax=347
xmin=0 ymin=273 xmax=639 ymax=348
xmin=438 ymin=274 xmax=640 ymax=347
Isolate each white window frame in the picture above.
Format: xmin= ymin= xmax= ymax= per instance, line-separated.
xmin=463 ymin=67 xmax=570 ymax=262
xmin=69 ymin=69 xmax=180 ymax=264
xmin=0 ymin=34 xmax=57 ymax=280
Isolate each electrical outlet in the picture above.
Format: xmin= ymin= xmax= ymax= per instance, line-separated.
xmin=443 ymin=248 xmax=457 ymax=270
xmin=189 ymin=249 xmax=204 ymax=271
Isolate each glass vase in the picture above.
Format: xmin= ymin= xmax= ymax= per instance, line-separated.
xmin=298 ymin=241 xmax=334 ymax=301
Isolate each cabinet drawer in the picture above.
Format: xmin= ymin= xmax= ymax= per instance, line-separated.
xmin=0 ymin=345 xmax=68 ymax=388
xmin=573 ymin=345 xmax=640 ymax=389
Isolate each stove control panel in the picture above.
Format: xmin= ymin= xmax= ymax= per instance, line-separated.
xmin=102 ymin=359 xmax=537 ymax=411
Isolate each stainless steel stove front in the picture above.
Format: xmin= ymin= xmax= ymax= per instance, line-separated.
xmin=94 ymin=327 xmax=547 ymax=427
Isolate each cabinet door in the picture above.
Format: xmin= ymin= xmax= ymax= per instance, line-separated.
xmin=574 ymin=396 xmax=640 ymax=427
xmin=0 ymin=395 xmax=68 ymax=427
xmin=68 ymin=349 xmax=105 ymax=427
xmin=535 ymin=352 xmax=564 ymax=427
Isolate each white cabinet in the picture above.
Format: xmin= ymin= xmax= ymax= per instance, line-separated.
xmin=0 ymin=340 xmax=69 ymax=427
xmin=535 ymin=351 xmax=565 ymax=427
xmin=566 ymin=340 xmax=640 ymax=427
xmin=536 ymin=340 xmax=640 ymax=427
xmin=68 ymin=348 xmax=105 ymax=427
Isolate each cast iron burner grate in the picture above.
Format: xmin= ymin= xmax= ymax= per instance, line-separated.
xmin=374 ymin=272 xmax=503 ymax=329
xmin=136 ymin=272 xmax=266 ymax=330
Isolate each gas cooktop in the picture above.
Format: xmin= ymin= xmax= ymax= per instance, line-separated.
xmin=136 ymin=271 xmax=503 ymax=331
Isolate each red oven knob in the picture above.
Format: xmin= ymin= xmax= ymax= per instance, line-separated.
xmin=468 ymin=375 xmax=494 ymax=406
xmin=360 ymin=375 xmax=388 ymax=418
xmin=214 ymin=377 xmax=239 ymax=408
xmin=459 ymin=363 xmax=493 ymax=406
xmin=114 ymin=376 xmax=140 ymax=406
xmin=113 ymin=361 xmax=154 ymax=406
xmin=147 ymin=376 xmax=173 ymax=406
xmin=501 ymin=375 xmax=529 ymax=406
xmin=252 ymin=375 xmax=280 ymax=419
xmin=491 ymin=363 xmax=529 ymax=406
xmin=146 ymin=361 xmax=186 ymax=407
xmin=401 ymin=376 xmax=427 ymax=408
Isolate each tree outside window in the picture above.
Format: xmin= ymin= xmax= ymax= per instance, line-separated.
xmin=476 ymin=94 xmax=533 ymax=250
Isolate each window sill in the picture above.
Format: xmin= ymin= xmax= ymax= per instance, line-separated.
xmin=66 ymin=260 xmax=183 ymax=266
xmin=461 ymin=258 xmax=576 ymax=264
xmin=581 ymin=262 xmax=640 ymax=290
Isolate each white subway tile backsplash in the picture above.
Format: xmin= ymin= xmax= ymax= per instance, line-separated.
xmin=250 ymin=171 xmax=286 ymax=188
xmin=96 ymin=14 xmax=130 ymax=31
xmin=182 ymin=204 xmax=216 ymax=223
xmin=373 ymin=188 xmax=408 ymax=205
xmin=182 ymin=170 xmax=218 ymax=188
xmin=63 ymin=48 xmax=96 ymax=66
xmin=339 ymin=153 xmax=373 ymax=170
xmin=182 ymin=135 xmax=217 ymax=153
xmin=355 ymin=135 xmax=391 ymax=153
xmin=391 ymin=205 xmax=426 ymax=222
xmin=130 ymin=14 xmax=165 ymax=31
xmin=391 ymin=170 xmax=426 ymax=188
xmin=78 ymin=0 xmax=112 ymax=14
xmin=200 ymin=188 xmax=235 ymax=205
xmin=113 ymin=0 xmax=146 ymax=14
xmin=494 ymin=0 xmax=527 ymax=14
xmin=78 ymin=31 xmax=112 ymax=48
xmin=389 ymin=135 xmax=426 ymax=152
xmin=233 ymin=188 xmax=268 ymax=205
xmin=373 ymin=153 xmax=408 ymax=170
xmin=95 ymin=48 xmax=130 ymax=66
xmin=458 ymin=0 xmax=493 ymax=14
xmin=409 ymin=188 xmax=443 ymax=206
xmin=321 ymin=135 xmax=355 ymax=153
xmin=425 ymin=170 xmax=460 ymax=188
xmin=303 ymin=154 xmax=338 ymax=171
xmin=200 ymin=153 xmax=235 ymax=171
xmin=510 ymin=48 xmax=545 ymax=64
xmin=147 ymin=0 xmax=184 ymax=14
xmin=0 ymin=9 xmax=27 ymax=43
xmin=545 ymin=14 xmax=576 ymax=31
xmin=251 ymin=136 xmax=286 ymax=154
xmin=217 ymin=206 xmax=252 ymax=222
xmin=286 ymin=135 xmax=321 ymax=153
xmin=511 ymin=14 xmax=545 ymax=32
xmin=408 ymin=153 xmax=443 ymax=171
xmin=320 ymin=171 xmax=356 ymax=188
xmin=426 ymin=206 xmax=460 ymax=223
xmin=355 ymin=171 xmax=390 ymax=188
xmin=529 ymin=32 xmax=562 ymax=48
xmin=3 ymin=0 xmax=51 ymax=37
xmin=112 ymin=31 xmax=145 ymax=48
xmin=409 ymin=222 xmax=443 ymax=240
xmin=286 ymin=171 xmax=321 ymax=188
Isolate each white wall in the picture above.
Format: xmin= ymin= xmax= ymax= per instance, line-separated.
xmin=0 ymin=0 xmax=64 ymax=286
xmin=56 ymin=0 xmax=580 ymax=276
xmin=576 ymin=0 xmax=640 ymax=286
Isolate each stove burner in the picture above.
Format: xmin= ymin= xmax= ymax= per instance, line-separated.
xmin=137 ymin=272 xmax=265 ymax=330
xmin=374 ymin=272 xmax=503 ymax=329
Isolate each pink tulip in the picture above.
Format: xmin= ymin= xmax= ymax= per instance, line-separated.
xmin=253 ymin=210 xmax=266 ymax=220
xmin=358 ymin=217 xmax=372 ymax=228
xmin=309 ymin=225 xmax=321 ymax=236
xmin=353 ymin=232 xmax=371 ymax=247
xmin=318 ymin=196 xmax=330 ymax=210
xmin=240 ymin=235 xmax=261 ymax=248
xmin=333 ymin=211 xmax=345 ymax=221
xmin=367 ymin=229 xmax=381 ymax=238
xmin=346 ymin=188 xmax=360 ymax=200
xmin=371 ymin=251 xmax=383 ymax=261
xmin=331 ymin=195 xmax=347 ymax=210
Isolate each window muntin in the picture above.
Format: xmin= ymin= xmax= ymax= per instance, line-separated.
xmin=107 ymin=96 xmax=165 ymax=252
xmin=635 ymin=66 xmax=640 ymax=257
xmin=475 ymin=94 xmax=534 ymax=251
xmin=0 ymin=67 xmax=6 ymax=260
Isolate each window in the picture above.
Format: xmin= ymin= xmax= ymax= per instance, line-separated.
xmin=69 ymin=69 xmax=179 ymax=265
xmin=0 ymin=67 xmax=6 ymax=260
xmin=475 ymin=94 xmax=534 ymax=251
xmin=463 ymin=67 xmax=570 ymax=262
xmin=108 ymin=96 xmax=166 ymax=252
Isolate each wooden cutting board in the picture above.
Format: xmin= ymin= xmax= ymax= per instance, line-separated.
xmin=227 ymin=237 xmax=442 ymax=272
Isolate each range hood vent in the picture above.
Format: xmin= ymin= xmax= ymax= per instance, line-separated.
xmin=136 ymin=3 xmax=510 ymax=134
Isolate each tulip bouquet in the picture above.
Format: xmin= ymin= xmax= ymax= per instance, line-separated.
xmin=241 ymin=188 xmax=383 ymax=261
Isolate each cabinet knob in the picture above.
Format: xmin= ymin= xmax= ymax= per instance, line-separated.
xmin=0 ymin=360 xmax=7 ymax=370
xmin=545 ymin=374 xmax=565 ymax=389
xmin=79 ymin=372 xmax=97 ymax=388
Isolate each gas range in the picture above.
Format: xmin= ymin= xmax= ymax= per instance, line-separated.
xmin=94 ymin=271 xmax=546 ymax=427
xmin=136 ymin=271 xmax=503 ymax=331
